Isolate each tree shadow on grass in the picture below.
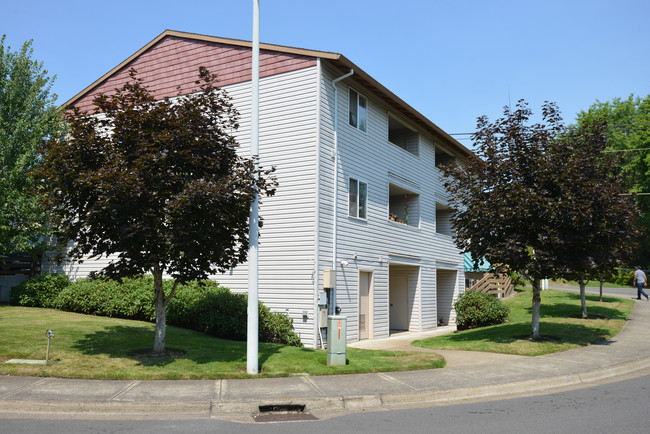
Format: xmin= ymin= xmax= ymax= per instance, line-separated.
xmin=72 ymin=324 xmax=282 ymax=369
xmin=520 ymin=301 xmax=630 ymax=320
xmin=434 ymin=321 xmax=613 ymax=348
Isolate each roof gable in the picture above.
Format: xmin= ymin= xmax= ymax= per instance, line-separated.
xmin=68 ymin=30 xmax=320 ymax=113
xmin=66 ymin=29 xmax=472 ymax=158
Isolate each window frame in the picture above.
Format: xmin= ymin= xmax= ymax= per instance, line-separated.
xmin=348 ymin=176 xmax=368 ymax=220
xmin=348 ymin=88 xmax=368 ymax=133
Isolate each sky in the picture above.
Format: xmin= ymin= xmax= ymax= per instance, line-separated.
xmin=2 ymin=0 xmax=649 ymax=146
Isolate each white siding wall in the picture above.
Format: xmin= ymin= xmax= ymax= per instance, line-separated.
xmin=210 ymin=67 xmax=320 ymax=347
xmin=319 ymin=64 xmax=464 ymax=341
xmin=41 ymin=244 xmax=119 ymax=279
xmin=43 ymin=66 xmax=321 ymax=348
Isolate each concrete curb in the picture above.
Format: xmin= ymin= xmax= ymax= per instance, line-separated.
xmin=3 ymin=356 xmax=648 ymax=419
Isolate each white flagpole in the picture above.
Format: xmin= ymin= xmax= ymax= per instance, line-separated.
xmin=247 ymin=0 xmax=260 ymax=375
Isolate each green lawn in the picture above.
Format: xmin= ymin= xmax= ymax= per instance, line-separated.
xmin=0 ymin=305 xmax=444 ymax=379
xmin=1 ymin=287 xmax=634 ymax=378
xmin=413 ymin=287 xmax=634 ymax=356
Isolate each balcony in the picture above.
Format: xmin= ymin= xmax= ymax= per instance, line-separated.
xmin=389 ymin=183 xmax=419 ymax=228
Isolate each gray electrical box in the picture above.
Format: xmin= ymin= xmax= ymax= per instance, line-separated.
xmin=327 ymin=315 xmax=347 ymax=366
xmin=318 ymin=308 xmax=328 ymax=327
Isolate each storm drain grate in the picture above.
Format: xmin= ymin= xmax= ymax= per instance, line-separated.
xmin=253 ymin=404 xmax=319 ymax=422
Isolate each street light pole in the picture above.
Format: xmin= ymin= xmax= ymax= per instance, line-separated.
xmin=247 ymin=0 xmax=260 ymax=375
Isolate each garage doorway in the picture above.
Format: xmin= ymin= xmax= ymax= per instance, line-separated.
xmin=436 ymin=269 xmax=457 ymax=326
xmin=389 ymin=264 xmax=419 ymax=333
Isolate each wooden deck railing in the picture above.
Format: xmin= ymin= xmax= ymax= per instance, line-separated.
xmin=0 ymin=256 xmax=41 ymax=277
xmin=468 ymin=272 xmax=514 ymax=298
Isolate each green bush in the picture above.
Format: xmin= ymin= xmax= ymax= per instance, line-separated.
xmin=10 ymin=273 xmax=70 ymax=307
xmin=53 ymin=276 xmax=156 ymax=321
xmin=610 ymin=269 xmax=635 ymax=287
xmin=454 ymin=290 xmax=509 ymax=331
xmin=260 ymin=303 xmax=303 ymax=347
xmin=181 ymin=286 xmax=248 ymax=339
xmin=11 ymin=273 xmax=303 ymax=347
xmin=181 ymin=288 xmax=303 ymax=347
xmin=166 ymin=280 xmax=224 ymax=327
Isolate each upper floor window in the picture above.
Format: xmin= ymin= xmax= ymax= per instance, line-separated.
xmin=349 ymin=88 xmax=367 ymax=132
xmin=388 ymin=115 xmax=418 ymax=156
xmin=435 ymin=147 xmax=456 ymax=168
xmin=349 ymin=177 xmax=368 ymax=219
xmin=436 ymin=202 xmax=454 ymax=236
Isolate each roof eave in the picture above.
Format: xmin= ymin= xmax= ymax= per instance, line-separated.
xmin=64 ymin=29 xmax=473 ymax=158
xmin=327 ymin=55 xmax=472 ymax=158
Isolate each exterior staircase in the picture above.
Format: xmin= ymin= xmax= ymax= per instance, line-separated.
xmin=467 ymin=272 xmax=514 ymax=298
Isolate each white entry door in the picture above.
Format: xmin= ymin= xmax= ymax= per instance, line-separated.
xmin=359 ymin=271 xmax=372 ymax=340
xmin=389 ymin=274 xmax=409 ymax=331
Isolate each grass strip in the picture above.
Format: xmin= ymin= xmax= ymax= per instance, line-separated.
xmin=0 ymin=305 xmax=444 ymax=379
xmin=413 ymin=287 xmax=634 ymax=356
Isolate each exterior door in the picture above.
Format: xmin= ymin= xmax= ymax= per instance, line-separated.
xmin=389 ymin=274 xmax=409 ymax=331
xmin=359 ymin=271 xmax=372 ymax=340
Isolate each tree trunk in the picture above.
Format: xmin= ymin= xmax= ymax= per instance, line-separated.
xmin=599 ymin=272 xmax=604 ymax=302
xmin=531 ymin=278 xmax=541 ymax=338
xmin=152 ymin=266 xmax=167 ymax=354
xmin=579 ymin=276 xmax=588 ymax=318
xmin=151 ymin=264 xmax=179 ymax=355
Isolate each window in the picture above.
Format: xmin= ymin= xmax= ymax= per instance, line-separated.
xmin=349 ymin=88 xmax=367 ymax=132
xmin=435 ymin=147 xmax=456 ymax=168
xmin=436 ymin=202 xmax=454 ymax=235
xmin=349 ymin=178 xmax=367 ymax=219
xmin=388 ymin=115 xmax=418 ymax=156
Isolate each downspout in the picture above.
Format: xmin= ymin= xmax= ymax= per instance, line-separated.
xmin=314 ymin=58 xmax=322 ymax=348
xmin=330 ymin=68 xmax=354 ymax=315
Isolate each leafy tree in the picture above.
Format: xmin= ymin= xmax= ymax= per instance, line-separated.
xmin=443 ymin=100 xmax=562 ymax=338
xmin=37 ymin=68 xmax=277 ymax=354
xmin=0 ymin=35 xmax=63 ymax=256
xmin=576 ymin=95 xmax=650 ymax=267
xmin=550 ymin=118 xmax=639 ymax=315
xmin=443 ymin=100 xmax=637 ymax=337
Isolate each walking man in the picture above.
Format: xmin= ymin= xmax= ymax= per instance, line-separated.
xmin=633 ymin=265 xmax=649 ymax=301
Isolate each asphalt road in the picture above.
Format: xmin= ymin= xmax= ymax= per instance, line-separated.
xmin=2 ymin=374 xmax=649 ymax=433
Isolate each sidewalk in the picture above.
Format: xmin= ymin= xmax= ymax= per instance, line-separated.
xmin=1 ymin=295 xmax=649 ymax=421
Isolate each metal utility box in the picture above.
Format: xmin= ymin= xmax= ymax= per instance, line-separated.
xmin=323 ymin=269 xmax=336 ymax=289
xmin=327 ymin=315 xmax=347 ymax=366
xmin=318 ymin=308 xmax=328 ymax=327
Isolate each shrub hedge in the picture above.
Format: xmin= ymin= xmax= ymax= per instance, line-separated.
xmin=10 ymin=274 xmax=302 ymax=347
xmin=9 ymin=273 xmax=70 ymax=308
xmin=454 ymin=290 xmax=509 ymax=331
